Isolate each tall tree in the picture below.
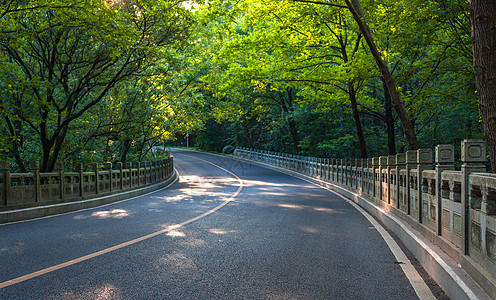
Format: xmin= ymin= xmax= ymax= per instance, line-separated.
xmin=0 ymin=0 xmax=193 ymax=171
xmin=470 ymin=0 xmax=496 ymax=171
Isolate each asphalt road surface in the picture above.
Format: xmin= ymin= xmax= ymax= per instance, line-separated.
xmin=0 ymin=149 xmax=439 ymax=299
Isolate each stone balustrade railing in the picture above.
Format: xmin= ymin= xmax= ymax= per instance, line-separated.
xmin=0 ymin=158 xmax=174 ymax=211
xmin=234 ymin=140 xmax=496 ymax=297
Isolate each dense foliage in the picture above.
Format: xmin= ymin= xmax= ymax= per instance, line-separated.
xmin=0 ymin=0 xmax=492 ymax=171
xmin=194 ymin=0 xmax=483 ymax=161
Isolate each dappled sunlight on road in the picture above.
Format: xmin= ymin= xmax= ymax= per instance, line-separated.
xmin=208 ymin=228 xmax=238 ymax=235
xmin=241 ymin=179 xmax=317 ymax=189
xmin=167 ymin=230 xmax=186 ymax=237
xmin=276 ymin=203 xmax=341 ymax=214
xmin=155 ymin=251 xmax=198 ymax=273
xmin=179 ymin=236 xmax=206 ymax=248
xmin=72 ymin=209 xmax=131 ymax=220
xmin=91 ymin=209 xmax=130 ymax=219
xmin=298 ymin=225 xmax=319 ymax=234
xmin=148 ymin=175 xmax=239 ymax=205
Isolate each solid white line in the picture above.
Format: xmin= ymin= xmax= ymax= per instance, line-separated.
xmin=0 ymin=157 xmax=244 ymax=289
xmin=235 ymin=158 xmax=440 ymax=300
xmin=299 ymin=178 xmax=435 ymax=299
xmin=300 ymin=174 xmax=479 ymax=300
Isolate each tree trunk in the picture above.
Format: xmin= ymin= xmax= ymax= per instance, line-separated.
xmin=470 ymin=0 xmax=496 ymax=171
xmin=382 ymin=78 xmax=396 ymax=155
xmin=345 ymin=0 xmax=420 ymax=150
xmin=348 ymin=82 xmax=368 ymax=158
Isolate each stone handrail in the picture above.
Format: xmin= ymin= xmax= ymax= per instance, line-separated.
xmin=234 ymin=140 xmax=496 ymax=298
xmin=0 ymin=158 xmax=174 ymax=211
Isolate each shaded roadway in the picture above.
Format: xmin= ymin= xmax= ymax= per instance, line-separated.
xmin=0 ymin=149 xmax=426 ymax=299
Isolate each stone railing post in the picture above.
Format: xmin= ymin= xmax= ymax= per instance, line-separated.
xmin=319 ymin=158 xmax=323 ymax=179
xmin=406 ymin=150 xmax=418 ymax=215
xmin=128 ymin=162 xmax=132 ymax=187
xmin=134 ymin=162 xmax=140 ymax=187
xmin=345 ymin=159 xmax=350 ymax=185
xmin=353 ymin=159 xmax=358 ymax=187
xmin=378 ymin=156 xmax=387 ymax=202
xmin=435 ymin=144 xmax=455 ymax=235
xmin=29 ymin=161 xmax=41 ymax=202
xmin=55 ymin=162 xmax=64 ymax=200
xmin=461 ymin=139 xmax=486 ymax=254
xmin=372 ymin=157 xmax=379 ymax=199
xmin=417 ymin=149 xmax=433 ymax=223
xmin=78 ymin=163 xmax=83 ymax=197
xmin=348 ymin=159 xmax=354 ymax=187
xmin=105 ymin=162 xmax=112 ymax=192
xmin=117 ymin=162 xmax=123 ymax=190
xmin=387 ymin=155 xmax=396 ymax=205
xmin=93 ymin=163 xmax=99 ymax=195
xmin=328 ymin=159 xmax=332 ymax=182
xmin=328 ymin=159 xmax=334 ymax=181
xmin=324 ymin=158 xmax=328 ymax=179
xmin=0 ymin=161 xmax=11 ymax=207
xmin=360 ymin=158 xmax=366 ymax=192
xmin=346 ymin=159 xmax=351 ymax=186
xmin=396 ymin=153 xmax=406 ymax=210
xmin=366 ymin=158 xmax=372 ymax=195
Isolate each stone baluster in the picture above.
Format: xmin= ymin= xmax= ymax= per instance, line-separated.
xmin=360 ymin=158 xmax=366 ymax=192
xmin=55 ymin=162 xmax=64 ymax=200
xmin=396 ymin=153 xmax=406 ymax=210
xmin=387 ymin=155 xmax=396 ymax=205
xmin=378 ymin=156 xmax=387 ymax=202
xmin=435 ymin=144 xmax=455 ymax=235
xmin=30 ymin=161 xmax=41 ymax=202
xmin=366 ymin=158 xmax=372 ymax=195
xmin=372 ymin=157 xmax=379 ymax=199
xmin=93 ymin=163 xmax=100 ymax=195
xmin=461 ymin=139 xmax=486 ymax=254
xmin=406 ymin=150 xmax=418 ymax=215
xmin=117 ymin=162 xmax=123 ymax=190
xmin=417 ymin=149 xmax=433 ymax=223
xmin=105 ymin=162 xmax=112 ymax=192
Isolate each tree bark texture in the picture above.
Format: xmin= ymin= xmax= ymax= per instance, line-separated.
xmin=345 ymin=0 xmax=420 ymax=150
xmin=470 ymin=0 xmax=496 ymax=171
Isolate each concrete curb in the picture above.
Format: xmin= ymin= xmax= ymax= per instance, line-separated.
xmin=0 ymin=170 xmax=178 ymax=224
xmin=233 ymin=156 xmax=491 ymax=300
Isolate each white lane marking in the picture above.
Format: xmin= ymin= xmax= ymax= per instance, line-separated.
xmin=236 ymin=159 xmax=439 ymax=300
xmin=296 ymin=174 xmax=478 ymax=300
xmin=1 ymin=170 xmax=179 ymax=226
xmin=0 ymin=157 xmax=244 ymax=289
xmin=301 ymin=179 xmax=435 ymax=299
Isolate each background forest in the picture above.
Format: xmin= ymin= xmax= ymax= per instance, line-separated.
xmin=0 ymin=0 xmax=489 ymax=172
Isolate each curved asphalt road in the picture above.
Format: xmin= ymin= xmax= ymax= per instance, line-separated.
xmin=0 ymin=149 xmax=434 ymax=299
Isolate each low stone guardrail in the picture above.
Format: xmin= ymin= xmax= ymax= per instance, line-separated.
xmin=0 ymin=158 xmax=174 ymax=212
xmin=234 ymin=140 xmax=496 ymax=299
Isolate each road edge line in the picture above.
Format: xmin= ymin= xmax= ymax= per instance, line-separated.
xmin=232 ymin=156 xmax=489 ymax=300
